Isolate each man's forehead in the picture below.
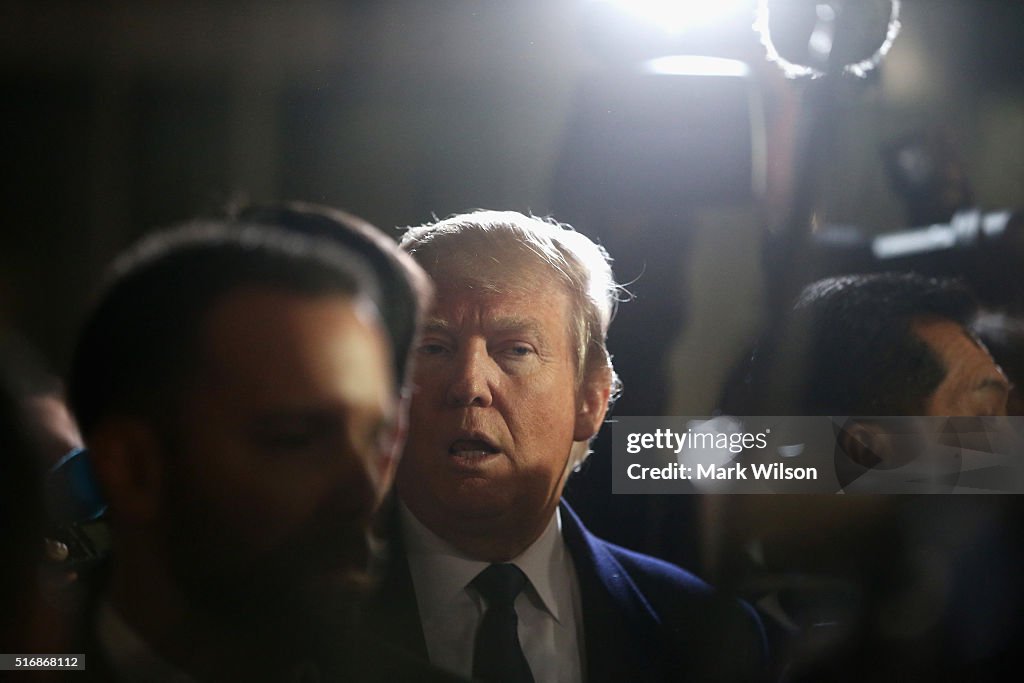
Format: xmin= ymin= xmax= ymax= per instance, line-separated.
xmin=195 ymin=288 xmax=394 ymax=388
xmin=912 ymin=316 xmax=983 ymax=359
xmin=913 ymin=316 xmax=1008 ymax=385
xmin=424 ymin=241 xmax=567 ymax=289
xmin=428 ymin=259 xmax=570 ymax=308
xmin=423 ymin=313 xmax=548 ymax=336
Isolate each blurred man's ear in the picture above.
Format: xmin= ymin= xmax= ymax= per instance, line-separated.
xmin=87 ymin=418 xmax=164 ymax=525
xmin=377 ymin=417 xmax=406 ymax=503
xmin=839 ymin=421 xmax=889 ymax=469
xmin=574 ymin=366 xmax=612 ymax=442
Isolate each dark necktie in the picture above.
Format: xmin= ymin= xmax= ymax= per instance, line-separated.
xmin=471 ymin=563 xmax=535 ymax=683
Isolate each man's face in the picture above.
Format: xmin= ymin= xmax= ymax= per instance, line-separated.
xmin=914 ymin=317 xmax=1010 ymax=416
xmin=397 ymin=255 xmax=606 ymax=548
xmin=162 ymin=287 xmax=397 ymax=626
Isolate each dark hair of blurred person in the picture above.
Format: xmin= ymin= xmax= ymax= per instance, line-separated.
xmin=232 ymin=201 xmax=431 ymax=394
xmin=65 ymin=219 xmax=453 ymax=682
xmin=69 ymin=222 xmax=383 ymax=436
xmin=725 ymin=272 xmax=1008 ymax=417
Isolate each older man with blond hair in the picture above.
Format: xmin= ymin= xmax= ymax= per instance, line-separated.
xmin=368 ymin=211 xmax=767 ymax=683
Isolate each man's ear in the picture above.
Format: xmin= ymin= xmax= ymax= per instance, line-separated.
xmin=377 ymin=411 xmax=407 ymax=502
xmin=88 ymin=417 xmax=165 ymax=525
xmin=839 ymin=421 xmax=890 ymax=469
xmin=574 ymin=366 xmax=612 ymax=442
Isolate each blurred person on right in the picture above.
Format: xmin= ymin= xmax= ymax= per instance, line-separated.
xmin=719 ymin=272 xmax=1019 ymax=682
xmin=729 ymin=272 xmax=1009 ymax=419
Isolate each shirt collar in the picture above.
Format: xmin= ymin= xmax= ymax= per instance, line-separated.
xmin=399 ymin=502 xmax=570 ymax=624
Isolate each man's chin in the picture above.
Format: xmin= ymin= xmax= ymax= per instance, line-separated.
xmin=237 ymin=566 xmax=373 ymax=651
xmin=283 ymin=530 xmax=380 ymax=601
xmin=440 ymin=488 xmax=517 ymax=521
xmin=175 ymin=551 xmax=375 ymax=634
xmin=290 ymin=536 xmax=386 ymax=623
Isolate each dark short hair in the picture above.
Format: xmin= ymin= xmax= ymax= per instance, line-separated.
xmin=233 ymin=202 xmax=431 ymax=391
xmin=68 ymin=222 xmax=377 ymax=436
xmin=731 ymin=272 xmax=977 ymax=415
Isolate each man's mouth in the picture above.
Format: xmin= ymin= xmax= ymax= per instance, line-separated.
xmin=448 ymin=437 xmax=501 ymax=461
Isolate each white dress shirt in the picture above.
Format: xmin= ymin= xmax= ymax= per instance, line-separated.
xmin=400 ymin=503 xmax=585 ymax=683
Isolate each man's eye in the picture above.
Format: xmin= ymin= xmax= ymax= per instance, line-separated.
xmin=418 ymin=342 xmax=449 ymax=356
xmin=503 ymin=344 xmax=534 ymax=358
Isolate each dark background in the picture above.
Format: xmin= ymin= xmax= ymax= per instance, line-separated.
xmin=3 ymin=0 xmax=1023 ymax=580
xmin=4 ymin=5 xmax=1024 ymax=674
xmin=3 ymin=0 xmax=1022 ymax=378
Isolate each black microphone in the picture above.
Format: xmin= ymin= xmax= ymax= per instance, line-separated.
xmin=755 ymin=0 xmax=902 ymax=79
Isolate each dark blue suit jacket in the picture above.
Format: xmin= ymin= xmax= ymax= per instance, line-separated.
xmin=366 ymin=501 xmax=769 ymax=683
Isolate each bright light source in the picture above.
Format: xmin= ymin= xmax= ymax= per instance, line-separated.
xmin=642 ymin=55 xmax=751 ymax=78
xmin=594 ymin=0 xmax=748 ymax=34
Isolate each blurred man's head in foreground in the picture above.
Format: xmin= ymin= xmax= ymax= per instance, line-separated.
xmin=68 ymin=210 xmax=426 ymax=676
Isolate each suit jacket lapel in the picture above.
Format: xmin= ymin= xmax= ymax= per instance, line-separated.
xmin=560 ymin=502 xmax=667 ymax=683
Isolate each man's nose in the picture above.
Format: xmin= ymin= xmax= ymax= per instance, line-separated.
xmin=445 ymin=340 xmax=495 ymax=408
